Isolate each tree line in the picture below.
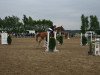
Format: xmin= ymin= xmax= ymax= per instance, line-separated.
xmin=1 ymin=14 xmax=99 ymax=34
xmin=0 ymin=15 xmax=53 ymax=33
xmin=81 ymin=14 xmax=100 ymax=34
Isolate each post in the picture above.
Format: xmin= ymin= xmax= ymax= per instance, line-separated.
xmin=45 ymin=31 xmax=50 ymax=52
xmin=1 ymin=32 xmax=8 ymax=44
xmin=68 ymin=32 xmax=70 ymax=39
xmin=46 ymin=31 xmax=58 ymax=52
xmin=90 ymin=33 xmax=92 ymax=42
xmin=54 ymin=31 xmax=58 ymax=52
xmin=80 ymin=33 xmax=82 ymax=46
xmin=94 ymin=38 xmax=100 ymax=55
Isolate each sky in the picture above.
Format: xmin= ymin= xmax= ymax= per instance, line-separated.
xmin=0 ymin=0 xmax=100 ymax=30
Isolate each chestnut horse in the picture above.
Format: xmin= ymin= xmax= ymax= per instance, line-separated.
xmin=36 ymin=26 xmax=65 ymax=45
xmin=36 ymin=32 xmax=47 ymax=44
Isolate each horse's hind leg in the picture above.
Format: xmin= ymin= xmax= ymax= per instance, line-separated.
xmin=35 ymin=38 xmax=42 ymax=48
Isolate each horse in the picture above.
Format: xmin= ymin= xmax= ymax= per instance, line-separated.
xmin=36 ymin=32 xmax=47 ymax=44
xmin=55 ymin=26 xmax=64 ymax=34
xmin=55 ymin=26 xmax=69 ymax=39
xmin=35 ymin=26 xmax=65 ymax=46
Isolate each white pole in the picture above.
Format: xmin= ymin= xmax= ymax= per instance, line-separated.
xmin=54 ymin=31 xmax=58 ymax=52
xmin=45 ymin=31 xmax=49 ymax=52
xmin=80 ymin=33 xmax=82 ymax=46
xmin=68 ymin=32 xmax=70 ymax=39
xmin=1 ymin=32 xmax=8 ymax=44
xmin=90 ymin=33 xmax=92 ymax=42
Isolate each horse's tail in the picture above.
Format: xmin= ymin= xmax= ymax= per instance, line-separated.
xmin=36 ymin=33 xmax=39 ymax=42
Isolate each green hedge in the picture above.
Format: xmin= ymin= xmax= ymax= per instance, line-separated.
xmin=82 ymin=36 xmax=87 ymax=45
xmin=49 ymin=37 xmax=56 ymax=52
xmin=57 ymin=35 xmax=63 ymax=45
xmin=88 ymin=42 xmax=93 ymax=55
xmin=7 ymin=35 xmax=12 ymax=45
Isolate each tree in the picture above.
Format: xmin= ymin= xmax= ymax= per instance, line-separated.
xmin=0 ymin=15 xmax=54 ymax=33
xmin=0 ymin=16 xmax=23 ymax=33
xmin=80 ymin=14 xmax=89 ymax=34
xmin=3 ymin=16 xmax=21 ymax=33
xmin=0 ymin=18 xmax=4 ymax=31
xmin=28 ymin=16 xmax=35 ymax=30
xmin=22 ymin=15 xmax=53 ymax=32
xmin=34 ymin=19 xmax=53 ymax=32
xmin=89 ymin=15 xmax=100 ymax=34
xmin=22 ymin=15 xmax=29 ymax=32
xmin=80 ymin=14 xmax=100 ymax=34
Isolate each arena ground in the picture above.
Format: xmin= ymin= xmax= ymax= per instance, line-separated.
xmin=0 ymin=38 xmax=100 ymax=75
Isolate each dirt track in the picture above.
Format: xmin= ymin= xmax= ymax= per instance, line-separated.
xmin=0 ymin=38 xmax=100 ymax=75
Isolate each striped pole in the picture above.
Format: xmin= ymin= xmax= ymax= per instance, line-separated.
xmin=54 ymin=31 xmax=58 ymax=52
xmin=45 ymin=31 xmax=50 ymax=51
xmin=80 ymin=33 xmax=82 ymax=46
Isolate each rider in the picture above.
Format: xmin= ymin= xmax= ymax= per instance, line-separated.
xmin=48 ymin=25 xmax=56 ymax=37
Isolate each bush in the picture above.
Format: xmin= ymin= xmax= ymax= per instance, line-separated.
xmin=57 ymin=35 xmax=63 ymax=45
xmin=7 ymin=35 xmax=12 ymax=45
xmin=88 ymin=42 xmax=93 ymax=55
xmin=49 ymin=37 xmax=56 ymax=52
xmin=82 ymin=36 xmax=87 ymax=45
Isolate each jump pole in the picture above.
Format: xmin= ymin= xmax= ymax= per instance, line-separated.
xmin=54 ymin=31 xmax=58 ymax=52
xmin=68 ymin=32 xmax=70 ymax=39
xmin=45 ymin=31 xmax=50 ymax=52
xmin=90 ymin=33 xmax=92 ymax=42
xmin=80 ymin=33 xmax=82 ymax=46
xmin=45 ymin=31 xmax=58 ymax=52
xmin=80 ymin=32 xmax=93 ymax=46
